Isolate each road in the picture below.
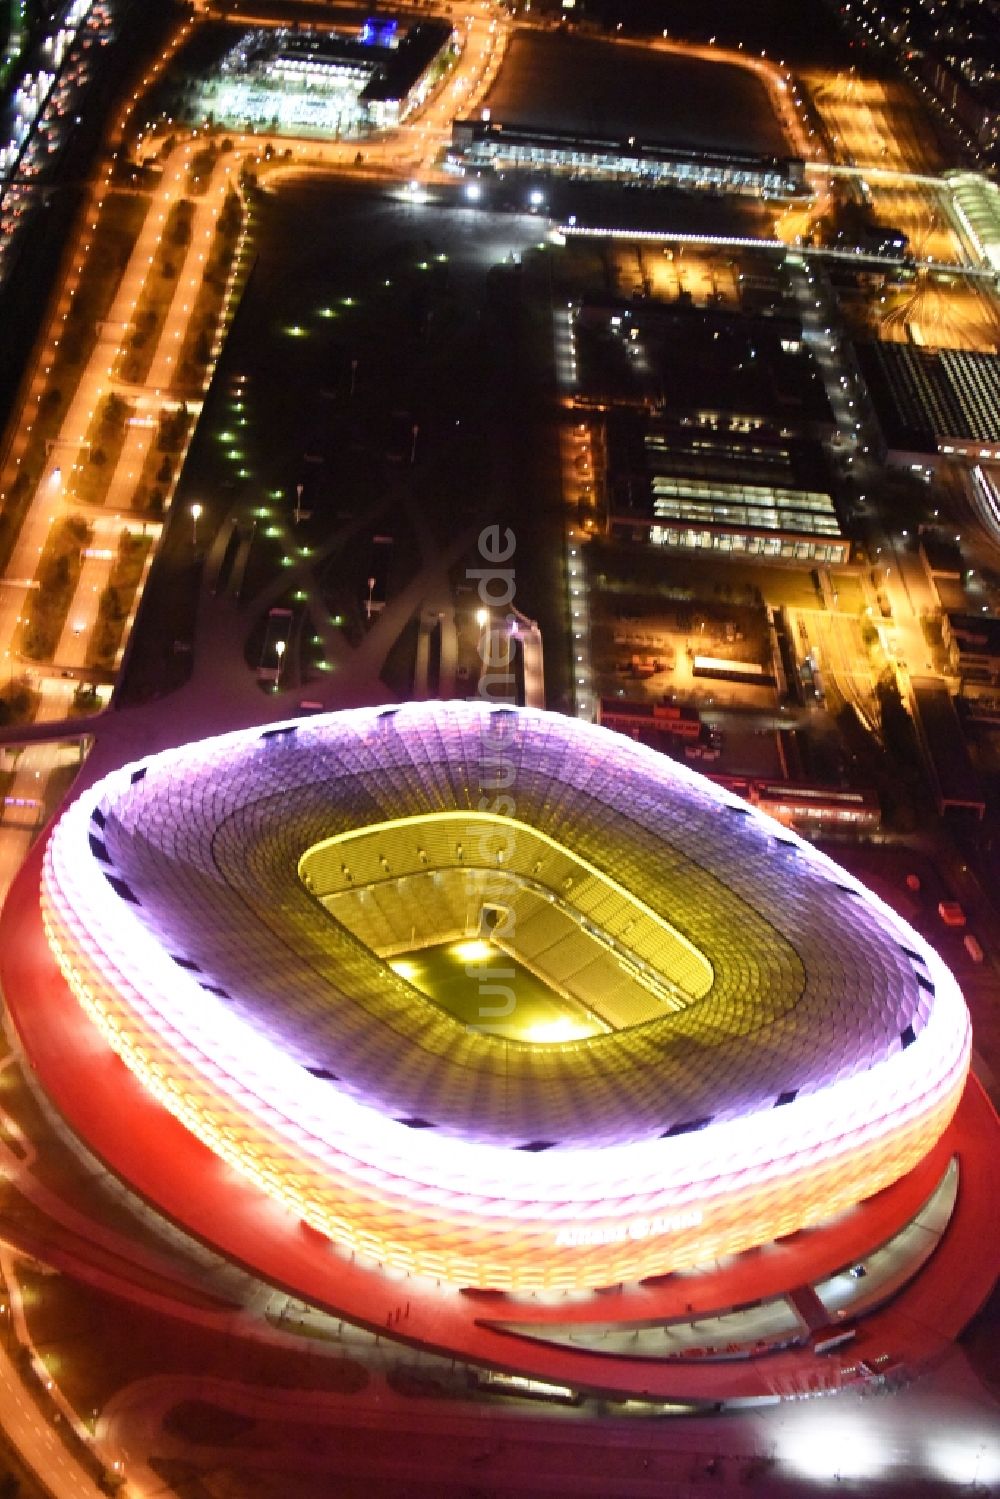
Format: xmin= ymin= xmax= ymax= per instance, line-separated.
xmin=875 ymin=269 xmax=1000 ymax=353
xmin=0 ymin=0 xmax=511 ymax=858
xmin=95 ymin=1348 xmax=1000 ymax=1498
xmin=802 ymin=67 xmax=989 ymax=287
xmin=0 ymin=1335 xmax=109 ymax=1499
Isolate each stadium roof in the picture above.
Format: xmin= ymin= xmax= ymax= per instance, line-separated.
xmin=47 ymin=701 xmax=954 ymax=1148
xmin=40 ymin=703 xmax=969 ymax=1289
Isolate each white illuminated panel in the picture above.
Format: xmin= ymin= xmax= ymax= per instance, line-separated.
xmin=41 ymin=703 xmax=970 ymax=1290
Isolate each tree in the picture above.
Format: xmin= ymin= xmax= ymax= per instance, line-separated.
xmin=102 ymin=392 xmax=128 ymax=429
xmin=100 ymin=585 xmax=125 ymax=622
xmin=66 ymin=514 xmax=92 ymax=545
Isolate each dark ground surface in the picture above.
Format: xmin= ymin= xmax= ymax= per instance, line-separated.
xmin=580 ymin=0 xmax=863 ymax=72
xmin=479 ymin=29 xmax=788 ymax=157
xmin=123 ymin=175 xmax=573 ymax=710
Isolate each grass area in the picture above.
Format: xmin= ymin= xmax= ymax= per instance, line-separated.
xmin=829 ymin=571 xmax=864 ymax=615
xmin=86 ymin=530 xmax=153 ymax=670
xmin=129 ymin=404 xmax=195 ymax=519
xmin=174 ymin=189 xmax=242 ymax=395
xmin=389 ymin=940 xmax=600 ymax=1041
xmin=68 ymin=683 xmax=103 ymax=717
xmin=148 ymin=1462 xmax=217 ymax=1499
xmin=37 ymin=757 xmax=86 ymax=827
xmin=18 ymin=513 xmax=92 ymax=661
xmin=114 ymin=540 xmax=201 ymax=704
xmin=0 ymin=1269 xmax=111 ymax=1494
xmin=116 ymin=198 xmax=194 ymax=387
xmin=0 ymin=677 xmax=40 ymax=728
xmin=0 ymin=1068 xmax=217 ymax=1279
xmin=46 ymin=193 xmax=148 ymax=382
xmin=71 ymin=392 xmax=134 ymax=507
xmin=185 ymin=141 xmax=218 ymax=197
xmin=0 ymin=191 xmax=147 ymax=577
xmin=0 ymin=1428 xmax=54 ymax=1499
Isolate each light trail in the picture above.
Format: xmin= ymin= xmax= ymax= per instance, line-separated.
xmin=807 ymin=160 xmax=942 ymax=190
xmin=558 ymin=222 xmax=997 ymax=280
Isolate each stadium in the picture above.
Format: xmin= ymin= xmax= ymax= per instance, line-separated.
xmin=3 ymin=701 xmax=996 ymax=1402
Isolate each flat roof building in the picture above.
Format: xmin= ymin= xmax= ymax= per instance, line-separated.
xmin=450 ymin=118 xmax=805 ymax=199
xmin=943 ymin=611 xmax=1000 ymax=687
xmin=451 ymin=30 xmax=803 ymax=198
xmin=197 ymin=18 xmax=452 ymax=136
xmin=597 ymin=696 xmax=702 ymax=748
xmin=857 ymin=342 xmax=1000 ymax=465
xmin=911 ymin=680 xmax=986 ymax=820
xmin=751 ymin=781 xmax=882 ymax=833
xmin=605 ymin=407 xmax=847 ymax=566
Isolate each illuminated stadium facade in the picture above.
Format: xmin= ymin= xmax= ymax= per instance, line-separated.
xmin=4 ymin=702 xmax=994 ymax=1400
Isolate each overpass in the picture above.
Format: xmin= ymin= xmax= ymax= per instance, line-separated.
xmin=557 ymin=222 xmax=999 ymax=282
xmin=806 ymin=160 xmax=942 ymax=191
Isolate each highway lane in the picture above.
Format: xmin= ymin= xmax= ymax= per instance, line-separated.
xmin=0 ymin=1335 xmax=108 ymax=1499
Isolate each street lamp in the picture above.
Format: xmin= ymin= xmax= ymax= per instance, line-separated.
xmin=274 ymin=638 xmax=286 ymax=685
xmin=190 ymin=501 xmax=202 ymax=545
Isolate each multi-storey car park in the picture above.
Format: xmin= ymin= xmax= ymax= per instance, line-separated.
xmin=3 ymin=701 xmax=996 ymax=1403
xmin=187 ymin=18 xmax=454 ymax=138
